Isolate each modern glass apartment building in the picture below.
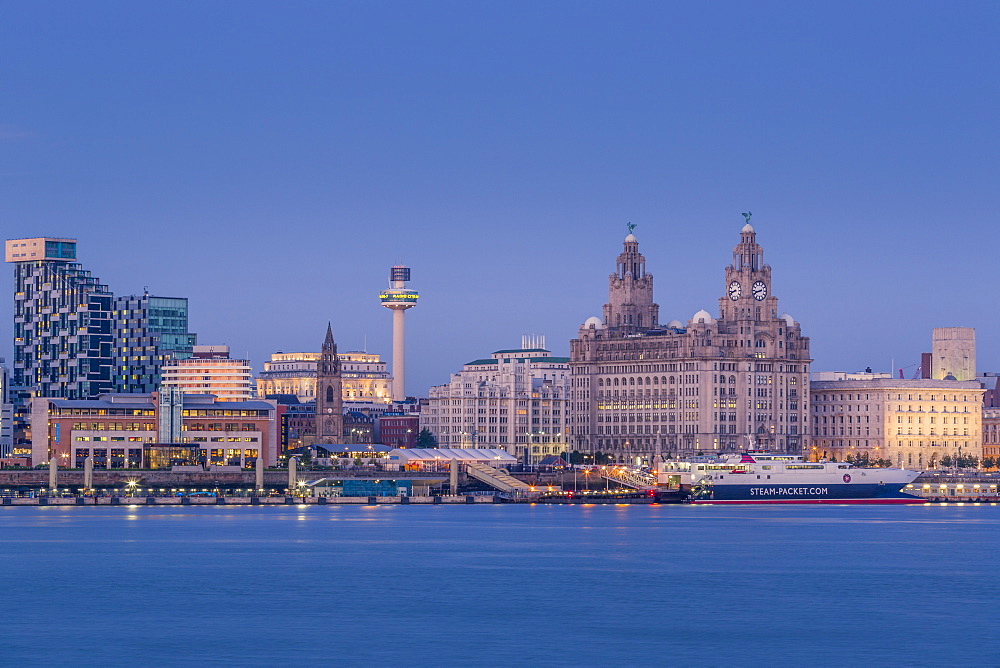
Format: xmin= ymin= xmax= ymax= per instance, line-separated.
xmin=113 ymin=293 xmax=197 ymax=393
xmin=5 ymin=237 xmax=115 ymax=440
xmin=0 ymin=358 xmax=12 ymax=456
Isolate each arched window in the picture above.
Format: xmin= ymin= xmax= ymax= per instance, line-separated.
xmin=326 ymin=386 xmax=334 ymax=403
xmin=669 ymin=376 xmax=675 ymax=384
xmin=628 ymin=377 xmax=635 ymax=386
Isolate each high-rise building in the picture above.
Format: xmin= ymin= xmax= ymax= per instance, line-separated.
xmin=113 ymin=293 xmax=197 ymax=393
xmin=421 ymin=338 xmax=570 ymax=463
xmin=379 ymin=265 xmax=419 ymax=401
xmin=569 ymin=221 xmax=811 ymax=461
xmin=0 ymin=358 xmax=12 ymax=457
xmin=314 ymin=324 xmax=344 ymax=443
xmin=5 ymin=237 xmax=114 ymax=441
xmin=161 ymin=345 xmax=254 ymax=400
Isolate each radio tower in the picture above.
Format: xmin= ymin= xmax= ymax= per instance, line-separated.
xmin=379 ymin=266 xmax=419 ymax=402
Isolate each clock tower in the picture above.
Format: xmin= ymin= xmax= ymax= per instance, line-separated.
xmin=315 ymin=323 xmax=343 ymax=443
xmin=719 ymin=216 xmax=779 ymax=323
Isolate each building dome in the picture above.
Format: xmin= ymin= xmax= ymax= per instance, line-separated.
xmin=666 ymin=319 xmax=683 ymax=329
xmin=944 ymin=373 xmax=958 ymax=381
xmin=742 ymin=222 xmax=754 ymax=234
xmin=780 ymin=313 xmax=795 ymax=326
xmin=624 ymin=233 xmax=637 ymax=243
xmin=583 ymin=316 xmax=604 ymax=329
xmin=691 ymin=309 xmax=714 ymax=324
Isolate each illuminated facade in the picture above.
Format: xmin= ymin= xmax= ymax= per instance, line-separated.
xmin=256 ymin=352 xmax=321 ymax=400
xmin=256 ymin=351 xmax=392 ymax=404
xmin=931 ymin=328 xmax=976 ymax=381
xmin=6 ymin=237 xmax=114 ymax=440
xmin=161 ymin=345 xmax=254 ymax=400
xmin=809 ymin=375 xmax=984 ymax=468
xmin=29 ymin=392 xmax=280 ymax=467
xmin=569 ymin=223 xmax=811 ymax=460
xmin=421 ymin=339 xmax=570 ymax=463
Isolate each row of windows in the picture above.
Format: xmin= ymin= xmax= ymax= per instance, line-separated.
xmin=814 ymin=393 xmax=977 ymax=402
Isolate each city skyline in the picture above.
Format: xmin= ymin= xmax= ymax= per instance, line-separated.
xmin=2 ymin=3 xmax=998 ymax=394
xmin=2 ymin=221 xmax=992 ymax=397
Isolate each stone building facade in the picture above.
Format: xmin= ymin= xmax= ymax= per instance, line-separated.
xmin=256 ymin=351 xmax=392 ymax=404
xmin=980 ymin=407 xmax=1000 ymax=462
xmin=809 ymin=376 xmax=984 ymax=468
xmin=568 ymin=222 xmax=811 ymax=460
xmin=420 ymin=343 xmax=570 ymax=463
xmin=313 ymin=324 xmax=344 ymax=444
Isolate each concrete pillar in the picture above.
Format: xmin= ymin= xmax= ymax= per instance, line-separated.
xmin=392 ymin=308 xmax=405 ymax=402
xmin=288 ymin=456 xmax=297 ymax=494
xmin=450 ymin=458 xmax=458 ymax=496
xmin=255 ymin=456 xmax=264 ymax=494
xmin=83 ymin=456 xmax=94 ymax=491
xmin=49 ymin=458 xmax=58 ymax=493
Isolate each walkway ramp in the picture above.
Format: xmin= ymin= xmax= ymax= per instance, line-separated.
xmin=600 ymin=467 xmax=657 ymax=490
xmin=466 ymin=463 xmax=533 ymax=494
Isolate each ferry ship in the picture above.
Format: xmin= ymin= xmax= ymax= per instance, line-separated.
xmin=658 ymin=451 xmax=923 ymax=504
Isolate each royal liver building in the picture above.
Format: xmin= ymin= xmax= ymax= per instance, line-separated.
xmin=568 ymin=218 xmax=811 ymax=460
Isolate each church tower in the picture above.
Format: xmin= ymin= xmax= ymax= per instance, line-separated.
xmin=718 ymin=215 xmax=780 ymax=323
xmin=603 ymin=226 xmax=658 ymax=332
xmin=314 ymin=323 xmax=343 ymax=443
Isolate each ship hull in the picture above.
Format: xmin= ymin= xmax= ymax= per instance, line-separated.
xmin=691 ymin=482 xmax=923 ymax=504
xmin=691 ymin=496 xmax=925 ymax=505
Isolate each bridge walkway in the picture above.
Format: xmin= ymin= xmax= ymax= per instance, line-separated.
xmin=465 ymin=463 xmax=533 ymax=494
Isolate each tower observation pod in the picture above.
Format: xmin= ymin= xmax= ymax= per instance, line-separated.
xmin=379 ymin=266 xmax=418 ymax=402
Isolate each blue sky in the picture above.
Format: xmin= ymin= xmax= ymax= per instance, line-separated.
xmin=1 ymin=1 xmax=998 ymax=393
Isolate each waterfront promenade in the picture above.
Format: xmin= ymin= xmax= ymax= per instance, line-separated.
xmin=2 ymin=494 xmax=497 ymax=506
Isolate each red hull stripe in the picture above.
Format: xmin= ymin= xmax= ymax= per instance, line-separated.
xmin=690 ymin=497 xmax=926 ymax=505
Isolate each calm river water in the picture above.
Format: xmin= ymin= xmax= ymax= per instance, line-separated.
xmin=2 ymin=504 xmax=998 ymax=666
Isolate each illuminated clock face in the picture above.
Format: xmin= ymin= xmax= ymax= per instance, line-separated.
xmin=326 ymin=408 xmax=333 ymax=414
xmin=728 ymin=281 xmax=741 ymax=300
xmin=752 ymin=281 xmax=767 ymax=301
